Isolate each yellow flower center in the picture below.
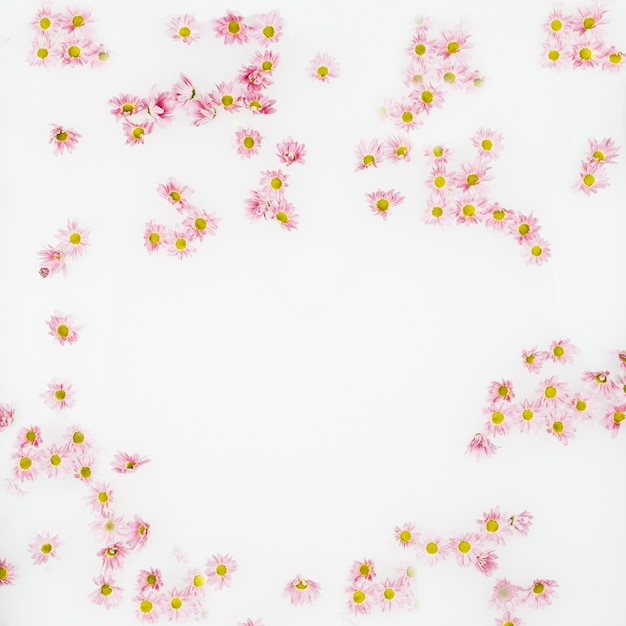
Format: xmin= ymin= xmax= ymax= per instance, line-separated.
xmin=0 ymin=567 xmax=6 ymax=579
xmin=595 ymin=373 xmax=607 ymax=383
xmin=73 ymin=432 xmax=84 ymax=444
xmin=148 ymin=233 xmax=160 ymax=244
xmin=221 ymin=95 xmax=234 ymax=107
xmin=80 ymin=466 xmax=91 ymax=478
xmin=493 ymin=210 xmax=505 ymax=220
xmin=431 ymin=206 xmax=443 ymax=217
xmin=50 ymin=454 xmax=61 ymax=466
xmin=276 ymin=211 xmax=289 ymax=224
xmin=139 ymin=525 xmax=146 ymax=535
xmin=249 ymin=100 xmax=261 ymax=110
xmin=531 ymin=245 xmax=542 ymax=257
xmin=295 ymin=579 xmax=308 ymax=590
xmin=126 ymin=461 xmax=136 ymax=469
xmin=462 ymin=204 xmax=475 ymax=217
xmin=72 ymin=15 xmax=84 ymax=27
xmin=106 ymin=548 xmax=118 ymax=557
xmin=481 ymin=139 xmax=493 ymax=151
xmin=171 ymin=597 xmax=182 ymax=610
xmin=548 ymin=49 xmax=560 ymax=61
xmin=399 ymin=530 xmax=412 ymax=543
xmin=263 ymin=25 xmax=275 ymax=38
xmin=433 ymin=146 xmax=443 ymax=157
xmin=363 ymin=154 xmax=375 ymax=166
xmin=415 ymin=43 xmax=426 ymax=55
xmin=579 ymin=47 xmax=592 ymax=60
xmin=68 ymin=45 xmax=81 ymax=58
xmin=359 ymin=564 xmax=370 ymax=576
xmin=447 ymin=41 xmax=459 ymax=53
xmin=491 ymin=412 xmax=504 ymax=425
xmin=614 ymin=412 xmax=625 ymax=423
xmin=132 ymin=127 xmax=144 ymax=139
xmin=383 ymin=588 xmax=395 ymax=600
xmin=101 ymin=584 xmax=112 ymax=596
xmin=550 ymin=19 xmax=562 ymax=31
xmin=216 ymin=564 xmax=228 ymax=577
xmin=98 ymin=52 xmax=110 ymax=61
xmin=466 ymin=173 xmax=479 ymax=186
xmin=193 ymin=574 xmax=205 ymax=587
xmin=262 ymin=61 xmax=273 ymax=71
xmin=147 ymin=574 xmax=157 ymax=585
xmin=228 ymin=21 xmax=241 ymax=34
xmin=533 ymin=583 xmax=545 ymax=594
xmin=473 ymin=78 xmax=485 ymax=87
xmin=69 ymin=233 xmax=81 ymax=245
xmin=40 ymin=17 xmax=51 ymax=29
xmin=20 ymin=457 xmax=32 ymax=470
xmin=552 ymin=421 xmax=564 ymax=433
xmin=486 ymin=520 xmax=499 ymax=532
xmin=243 ymin=136 xmax=255 ymax=149
xmin=583 ymin=173 xmax=595 ymax=186
xmin=140 ymin=600 xmax=153 ymax=613
xmin=179 ymin=26 xmax=191 ymax=38
xmin=122 ymin=103 xmax=134 ymax=113
xmin=270 ymin=177 xmax=283 ymax=190
xmin=553 ymin=346 xmax=564 ymax=357
xmin=518 ymin=223 xmax=530 ymax=235
xmin=194 ymin=217 xmax=207 ymax=231
xmin=407 ymin=565 xmax=416 ymax=576
xmin=593 ymin=150 xmax=605 ymax=161
xmin=396 ymin=145 xmax=408 ymax=157
xmin=583 ymin=17 xmax=595 ymax=29
xmin=98 ymin=492 xmax=108 ymax=503
xmin=522 ymin=409 xmax=534 ymax=421
xmin=545 ymin=386 xmax=557 ymax=398
xmin=575 ymin=400 xmax=586 ymax=411
xmin=26 ymin=431 xmax=36 ymax=441
xmin=401 ymin=111 xmax=413 ymax=123
xmin=175 ymin=238 xmax=187 ymax=250
xmin=104 ymin=520 xmax=115 ymax=531
xmin=376 ymin=199 xmax=390 ymax=212
xmin=353 ymin=590 xmax=366 ymax=603
xmin=526 ymin=354 xmax=535 ymax=363
xmin=421 ymin=90 xmax=434 ymax=103
xmin=57 ymin=324 xmax=69 ymax=337
xmin=443 ymin=71 xmax=456 ymax=83
xmin=504 ymin=622 xmax=514 ymax=626
xmin=434 ymin=175 xmax=446 ymax=188
xmin=317 ymin=66 xmax=329 ymax=77
xmin=610 ymin=53 xmax=622 ymax=64
xmin=41 ymin=543 xmax=52 ymax=554
xmin=498 ymin=385 xmax=509 ymax=397
xmin=426 ymin=542 xmax=439 ymax=554
xmin=458 ymin=540 xmax=471 ymax=553
xmin=56 ymin=132 xmax=68 ymax=142
xmin=37 ymin=48 xmax=49 ymax=59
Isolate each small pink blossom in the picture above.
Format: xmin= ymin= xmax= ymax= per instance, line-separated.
xmin=509 ymin=213 xmax=541 ymax=244
xmin=250 ymin=10 xmax=283 ymax=46
xmin=32 ymin=6 xmax=61 ymax=35
xmin=484 ymin=404 xmax=513 ymax=437
xmin=426 ymin=164 xmax=450 ymax=196
xmin=575 ymin=161 xmax=609 ymax=195
xmin=17 ymin=425 xmax=43 ymax=450
xmin=65 ymin=424 xmax=92 ymax=454
xmin=283 ymin=575 xmax=321 ymax=605
xmin=59 ymin=36 xmax=93 ymax=66
xmin=124 ymin=515 xmax=150 ymax=550
xmin=60 ymin=8 xmax=94 ymax=35
xmin=546 ymin=411 xmax=576 ymax=445
xmin=41 ymin=444 xmax=71 ymax=479
xmin=270 ymin=197 xmax=299 ymax=231
xmin=56 ymin=218 xmax=90 ymax=257
xmin=466 ymin=432 xmax=499 ymax=459
xmin=12 ymin=449 xmax=42 ymax=482
xmin=276 ymin=137 xmax=306 ymax=166
xmin=422 ymin=198 xmax=452 ymax=225
xmin=602 ymin=403 xmax=626 ymax=438
xmin=489 ymin=578 xmax=524 ymax=611
xmin=410 ymin=83 xmax=445 ymax=114
xmin=571 ymin=3 xmax=608 ymax=36
xmin=524 ymin=578 xmax=558 ymax=609
xmin=415 ymin=533 xmax=450 ymax=565
xmin=543 ymin=7 xmax=571 ymax=38
xmin=602 ymin=47 xmax=625 ymax=71
xmin=0 ymin=558 xmax=17 ymax=586
xmin=212 ymin=12 xmax=249 ymax=45
xmin=406 ymin=31 xmax=435 ymax=66
xmin=449 ymin=532 xmax=484 ymax=566
xmin=235 ymin=128 xmax=262 ymax=158
xmin=166 ymin=14 xmax=200 ymax=45
xmin=349 ymin=558 xmax=376 ymax=582
xmin=383 ymin=134 xmax=412 ymax=162
xmin=515 ymin=398 xmax=543 ymax=434
xmin=244 ymin=189 xmax=272 ymax=220
xmin=309 ymin=52 xmax=340 ymax=82
xmin=548 ymin=338 xmax=578 ymax=364
xmin=28 ymin=34 xmax=58 ymax=67
xmin=157 ymin=178 xmax=194 ymax=211
xmin=355 ymin=139 xmax=384 ymax=171
xmin=171 ymin=74 xmax=196 ymax=107
xmin=89 ymin=575 xmax=122 ymax=609
xmin=394 ymin=522 xmax=418 ymax=549
xmin=0 ymin=403 xmax=15 ymax=431
xmin=521 ymin=347 xmax=548 ymax=373
xmin=455 ymin=197 xmax=485 ymax=226
xmin=243 ymin=93 xmax=276 ymax=115
xmin=188 ymin=94 xmax=217 ymax=126
xmin=167 ymin=229 xmax=197 ymax=260
xmin=526 ymin=237 xmax=551 ymax=265
xmin=582 ymin=370 xmax=618 ymax=399
xmin=73 ymin=454 xmax=95 ymax=482
xmin=184 ymin=568 xmax=208 ymax=596
xmin=147 ymin=87 xmax=175 ymax=126
xmin=47 ymin=311 xmax=79 ymax=345
xmin=137 ymin=568 xmax=164 ymax=593
xmin=471 ymin=128 xmax=504 ymax=160
xmin=569 ymin=392 xmax=596 ymax=421
xmin=251 ymin=49 xmax=280 ymax=75
xmin=143 ymin=221 xmax=168 ymax=254
xmin=477 ymin=507 xmax=513 ymax=544
xmin=29 ymin=532 xmax=60 ymax=565
xmin=571 ymin=41 xmax=606 ymax=69
xmin=238 ymin=620 xmax=264 ymax=626
xmin=108 ymin=93 xmax=148 ymax=120
xmin=90 ymin=44 xmax=110 ymax=67
xmin=123 ymin=119 xmax=154 ymax=146
xmin=89 ymin=512 xmax=125 ymax=544
xmin=474 ymin=550 xmax=499 ymax=576
xmin=365 ymin=188 xmax=405 ymax=220
xmin=481 ymin=203 xmax=514 ymax=231
xmin=134 ymin=591 xmax=162 ymax=623
xmin=259 ymin=170 xmax=288 ymax=196
xmin=346 ymin=582 xmax=375 ymax=615
xmin=452 ymin=160 xmax=493 ymax=195
xmin=98 ymin=542 xmax=127 ymax=571
xmin=375 ymin=576 xmax=410 ymax=612
xmin=587 ymin=137 xmax=620 ymax=164
xmin=182 ymin=209 xmax=220 ymax=241
xmin=538 ymin=376 xmax=569 ymax=406
xmin=164 ymin=587 xmax=200 ymax=621
xmin=88 ymin=482 xmax=114 ymax=513
xmin=206 ymin=553 xmax=237 ymax=589
xmin=424 ymin=143 xmax=452 ymax=164
xmin=541 ymin=40 xmax=566 ymax=69
xmin=488 ymin=379 xmax=515 ymax=403
xmin=49 ymin=124 xmax=81 ymax=155
xmin=389 ymin=100 xmax=422 ymax=131
xmin=436 ymin=24 xmax=473 ymax=61
xmin=38 ymin=245 xmax=67 ymax=277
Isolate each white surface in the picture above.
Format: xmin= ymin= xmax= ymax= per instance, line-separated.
xmin=1 ymin=0 xmax=626 ymax=624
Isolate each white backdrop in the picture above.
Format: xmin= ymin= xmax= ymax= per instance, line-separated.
xmin=1 ymin=0 xmax=625 ymax=624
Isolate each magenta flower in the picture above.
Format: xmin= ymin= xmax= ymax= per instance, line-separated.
xmin=546 ymin=412 xmax=576 ymax=445
xmin=466 ymin=432 xmax=499 ymax=459
xmin=0 ymin=403 xmax=15 ymax=431
xmin=602 ymin=403 xmax=626 ymax=438
xmin=0 ymin=558 xmax=16 ymax=586
xmin=111 ymin=451 xmax=151 ymax=474
xmin=575 ymin=161 xmax=609 ymax=194
xmin=449 ymin=532 xmax=484 ymax=566
xmin=521 ymin=346 xmax=548 ymax=373
xmin=490 ymin=578 xmax=524 ymax=611
xmin=43 ymin=444 xmax=72 ymax=479
xmin=28 ymin=532 xmax=61 ymax=565
xmin=366 ymin=188 xmax=405 ymax=220
xmin=355 ymin=139 xmax=384 ymax=171
xmin=89 ymin=575 xmax=122 ymax=609
xmin=250 ymin=10 xmax=283 ymax=46
xmin=524 ymin=578 xmax=558 ymax=608
xmin=47 ymin=311 xmax=79 ymax=345
xmin=124 ymin=515 xmax=150 ymax=550
xmin=206 ymin=553 xmax=237 ymax=590
xmin=122 ymin=119 xmax=154 ymax=146
xmin=384 ymin=134 xmax=412 ymax=162
xmin=134 ymin=591 xmax=162 ymax=623
xmin=284 ymin=575 xmax=321 ymax=605
xmin=212 ymin=12 xmax=249 ymax=44
xmin=309 ymin=52 xmax=340 ymax=82
xmin=17 ymin=425 xmax=43 ymax=450
xmin=136 ymin=568 xmax=164 ymax=593
xmin=276 ymin=137 xmax=306 ymax=166
xmin=108 ymin=93 xmax=148 ymax=120
xmin=167 ymin=229 xmax=197 ymax=260
xmin=269 ymin=197 xmax=299 ymax=231
xmin=376 ymin=576 xmax=410 ymax=612
xmin=166 ymin=14 xmax=200 ymax=45
xmin=49 ymin=124 xmax=81 ymax=155
xmin=346 ymin=582 xmax=375 ymax=615
xmin=477 ymin=507 xmax=513 ymax=544
xmin=56 ymin=218 xmax=90 ymax=257
xmin=415 ymin=533 xmax=450 ymax=565
xmin=548 ymin=338 xmax=578 ymax=364
xmin=234 ymin=128 xmax=262 ymax=158
xmin=147 ymin=87 xmax=175 ymax=126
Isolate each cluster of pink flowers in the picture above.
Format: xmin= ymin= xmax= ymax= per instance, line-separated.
xmin=468 ymin=344 xmax=626 ymax=458
xmin=541 ymin=3 xmax=624 ymax=71
xmin=0 ymin=403 xmax=15 ymax=432
xmin=422 ymin=129 xmax=552 ymax=265
xmin=144 ymin=179 xmax=220 ymax=260
xmin=37 ymin=218 xmax=90 ymax=277
xmin=28 ymin=5 xmax=110 ymax=68
xmin=574 ymin=137 xmax=620 ymax=195
xmin=490 ymin=576 xmax=559 ymax=623
xmin=244 ymin=142 xmax=306 ymax=231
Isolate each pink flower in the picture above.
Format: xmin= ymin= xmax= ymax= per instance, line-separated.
xmin=415 ymin=533 xmax=450 ymax=565
xmin=426 ymin=164 xmax=450 ymax=196
xmin=571 ymin=3 xmax=608 ymax=36
xmin=508 ymin=213 xmax=541 ymax=244
xmin=541 ymin=39 xmax=568 ymax=70
xmin=251 ymin=49 xmax=280 ymax=75
xmin=41 ymin=447 xmax=72 ymax=483
xmin=283 ymin=575 xmax=321 ymax=605
xmin=123 ymin=119 xmax=154 ymax=146
xmin=259 ymin=169 xmax=289 ymax=196
xmin=238 ymin=620 xmax=264 ymax=626
xmin=108 ymin=93 xmax=148 ymax=120
xmin=165 ymin=587 xmax=199 ymax=621
xmin=571 ymin=41 xmax=606 ymax=69
xmin=65 ymin=424 xmax=92 ymax=454
xmin=98 ymin=542 xmax=127 ymax=571
xmin=90 ymin=513 xmax=125 ymax=544
xmin=90 ymin=44 xmax=111 ymax=67
xmin=471 ymin=128 xmax=504 ymax=161
xmin=167 ymin=229 xmax=197 ymax=260
xmin=488 ymin=379 xmax=515 ymax=403
xmin=474 ymin=550 xmax=499 ymax=576
xmin=543 ymin=7 xmax=571 ymax=38
xmin=137 ymin=568 xmax=164 ymax=593
xmin=29 ymin=532 xmax=60 ymax=565
xmin=422 ymin=197 xmax=452 ymax=225
xmin=47 ymin=311 xmax=79 ymax=345
xmin=59 ymin=36 xmax=93 ymax=66
xmin=524 ymin=578 xmax=558 ymax=608
xmin=244 ymin=189 xmax=272 ymax=220
xmin=188 ymin=94 xmax=218 ymax=126
xmin=60 ymin=8 xmax=94 ymax=35
xmin=134 ymin=591 xmax=162 ymax=623
xmin=602 ymin=47 xmax=625 ymax=71
xmin=270 ymin=198 xmax=299 ymax=231
xmin=346 ymin=582 xmax=375 ymax=615
xmin=157 ymin=178 xmax=194 ymax=211
xmin=481 ymin=203 xmax=514 ymax=231
xmin=587 ymin=137 xmax=620 ymax=164
xmin=12 ymin=449 xmax=42 ymax=482
xmin=89 ymin=575 xmax=122 ymax=609
xmin=349 ymin=558 xmax=376 ymax=582
xmin=0 ymin=558 xmax=17 ymax=586
xmin=466 ymin=432 xmax=499 ymax=459
xmin=455 ymin=197 xmax=485 ymax=226
xmin=276 ymin=137 xmax=306 ymax=166
xmin=32 ymin=6 xmax=61 ymax=35
xmin=575 ymin=161 xmax=609 ymax=194
xmin=28 ymin=34 xmax=58 ymax=67
xmin=365 ymin=188 xmax=405 ymax=220
xmin=237 ymin=65 xmax=270 ymax=92
xmin=521 ymin=347 xmax=548 ymax=373
xmin=394 ymin=522 xmax=418 ymax=549
xmin=436 ymin=24 xmax=473 ymax=61
xmin=526 ymin=237 xmax=551 ymax=265
xmin=234 ymin=128 xmax=262 ymax=158
xmin=355 ymin=139 xmax=384 ymax=170
xmin=375 ymin=576 xmax=410 ymax=612
xmin=389 ymin=100 xmax=421 ymax=131
xmin=250 ymin=11 xmax=283 ymax=46
xmin=424 ymin=143 xmax=452 ymax=165
xmin=166 ymin=14 xmax=200 ymax=45
xmin=490 ymin=578 xmax=524 ymax=611
xmin=538 ymin=376 xmax=569 ymax=406
xmin=569 ymin=392 xmax=597 ymax=421
xmin=582 ymin=370 xmax=618 ymax=399
xmin=185 ymin=568 xmax=208 ymax=596
xmin=309 ymin=52 xmax=340 ymax=82
xmin=38 ymin=245 xmax=67 ymax=277
xmin=548 ymin=338 xmax=578 ymax=364
xmin=39 ymin=378 xmax=74 ymax=411
xmin=49 ymin=124 xmax=81 ymax=155
xmin=602 ymin=403 xmax=626 ymax=438
xmin=383 ymin=134 xmax=412 ymax=162
xmin=406 ymin=31 xmax=436 ymax=66
xmin=182 ymin=209 xmax=220 ymax=241
xmin=0 ymin=403 xmax=15 ymax=431
xmin=88 ymin=482 xmax=114 ymax=513
xmin=124 ymin=515 xmax=150 ymax=550
xmin=143 ymin=221 xmax=168 ymax=254
xmin=484 ymin=404 xmax=513 ymax=437
xmin=244 ymin=93 xmax=276 ymax=115
xmin=410 ymin=83 xmax=445 ymax=113
xmin=436 ymin=62 xmax=471 ymax=88
xmin=452 ymin=160 xmax=493 ymax=195
xmin=171 ymin=74 xmax=196 ymax=107
xmin=147 ymin=87 xmax=175 ymax=126
xmin=206 ymin=553 xmax=237 ymax=589
xmin=73 ymin=454 xmax=95 ymax=482
xmin=546 ymin=412 xmax=576 ymax=445
xmin=56 ymin=218 xmax=90 ymax=257
xmin=212 ymin=12 xmax=249 ymax=45
xmin=477 ymin=507 xmax=513 ymax=544
xmin=448 ymin=532 xmax=484 ymax=566
xmin=515 ymin=398 xmax=543 ymax=434
xmin=494 ymin=612 xmax=525 ymax=626
xmin=17 ymin=425 xmax=43 ymax=449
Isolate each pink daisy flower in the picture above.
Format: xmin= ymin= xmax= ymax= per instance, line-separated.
xmin=39 ymin=378 xmax=74 ymax=411
xmin=235 ymin=128 xmax=262 ymax=158
xmin=28 ymin=34 xmax=58 ymax=67
xmin=587 ymin=137 xmax=620 ymax=164
xmin=548 ymin=338 xmax=578 ymax=364
xmin=463 ymin=69 xmax=487 ymax=90
xmin=543 ymin=7 xmax=571 ymax=38
xmin=166 ymin=587 xmax=200 ymax=621
xmin=424 ymin=143 xmax=452 ymax=165
xmin=12 ymin=449 xmax=42 ymax=482
xmin=407 ymin=31 xmax=436 ymax=66
xmin=403 ymin=60 xmax=431 ymax=88
xmin=455 ymin=197 xmax=485 ymax=226
xmin=59 ymin=36 xmax=93 ymax=66
xmin=355 ymin=139 xmax=384 ymax=170
xmin=521 ymin=346 xmax=548 ymax=373
xmin=108 ymin=93 xmax=148 ymax=120
xmin=0 ymin=558 xmax=17 ymax=586
xmin=515 ymin=398 xmax=543 ymax=433
xmin=17 ymin=425 xmax=43 ymax=449
xmin=49 ymin=124 xmax=81 ymax=155
xmin=90 ymin=513 xmax=125 ymax=544
xmin=38 ymin=245 xmax=67 ymax=277
xmin=270 ymin=197 xmax=299 ymax=231
xmin=42 ymin=444 xmax=72 ymax=479
xmin=436 ymin=24 xmax=473 ymax=61
xmin=466 ymin=432 xmax=499 ymax=459
xmin=182 ymin=209 xmax=220 ymax=241
xmin=29 ymin=532 xmax=60 ymax=565
xmin=488 ymin=379 xmax=515 ymax=403
xmin=602 ymin=403 xmax=626 ymax=437
xmin=509 ymin=212 xmax=541 ymax=244
xmin=415 ymin=533 xmax=449 ymax=565
xmin=538 ymin=376 xmax=569 ymax=406
xmin=309 ymin=52 xmax=340 ymax=82
xmin=137 ymin=568 xmax=164 ymax=593
xmin=410 ymin=83 xmax=445 ymax=114
xmin=477 ymin=507 xmax=513 ymax=544
xmin=157 ymin=178 xmax=194 ymax=211
xmin=65 ymin=424 xmax=92 ymax=454
xmin=283 ymin=575 xmax=321 ymax=605
xmin=346 ymin=582 xmax=375 ymax=615
xmin=481 ymin=203 xmax=514 ymax=231
xmin=123 ymin=119 xmax=154 ymax=146
xmin=366 ymin=188 xmax=405 ymax=220
xmin=60 ymin=8 xmax=94 ymax=35
xmin=349 ymin=558 xmax=376 ymax=582
xmin=0 ymin=403 xmax=15 ymax=431
xmin=526 ymin=237 xmax=551 ymax=265
xmin=258 ymin=171 xmax=288 ymax=197
xmin=166 ymin=14 xmax=200 ymax=45
xmin=171 ymin=73 xmax=196 ymax=107
xmin=98 ymin=542 xmax=127 ymax=571
xmin=474 ymin=550 xmax=499 ymax=576
xmin=489 ymin=578 xmax=524 ymax=611
xmin=602 ymin=47 xmax=625 ymax=71
xmin=188 ymin=94 xmax=218 ymax=126
xmin=546 ymin=411 xmax=576 ymax=445
xmin=276 ymin=137 xmax=306 ymax=166
xmin=88 ymin=482 xmax=114 ymax=513
xmin=394 ymin=522 xmax=418 ymax=549
xmin=184 ymin=568 xmax=208 ymax=596
xmin=124 ymin=515 xmax=150 ymax=550
xmin=582 ymin=370 xmax=618 ymax=398
xmin=471 ymin=128 xmax=504 ymax=161
xmin=436 ymin=62 xmax=470 ymax=88
xmin=383 ymin=134 xmax=412 ymax=162
xmin=237 ymin=64 xmax=270 ymax=93
xmin=212 ymin=12 xmax=249 ymax=45
xmin=575 ymin=161 xmax=609 ymax=195
xmin=426 ymin=164 xmax=450 ymax=196
xmin=167 ymin=229 xmax=197 ymax=260
xmin=143 ymin=221 xmax=168 ymax=254
xmin=251 ymin=49 xmax=280 ymax=75
xmin=376 ymin=576 xmax=410 ymax=612
xmin=32 ymin=6 xmax=61 ymax=35
xmin=47 ymin=311 xmax=79 ymax=345
xmin=449 ymin=532 xmax=484 ymax=566
xmin=89 ymin=575 xmax=122 ymax=609
xmin=73 ymin=453 xmax=95 ymax=482
xmin=147 ymin=87 xmax=175 ymax=126
xmin=206 ymin=553 xmax=237 ymax=589
xmin=569 ymin=392 xmax=597 ymax=421
xmin=90 ymin=44 xmax=111 ymax=67
xmin=571 ymin=41 xmax=606 ymax=69
xmin=56 ymin=218 xmax=90 ymax=257
xmin=541 ymin=40 xmax=567 ymax=69
xmin=524 ymin=578 xmax=558 ymax=608
xmin=452 ymin=160 xmax=493 ymax=195
xmin=389 ymin=100 xmax=422 ymax=132
xmin=423 ymin=197 xmax=452 ymax=225
xmin=572 ymin=3 xmax=608 ymax=36
xmin=250 ymin=11 xmax=283 ymax=46
xmin=484 ymin=404 xmax=513 ymax=437
xmin=244 ymin=189 xmax=272 ymax=220
xmin=244 ymin=93 xmax=276 ymax=115
xmin=494 ymin=612 xmax=525 ymax=626
xmin=134 ymin=591 xmax=162 ymax=623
